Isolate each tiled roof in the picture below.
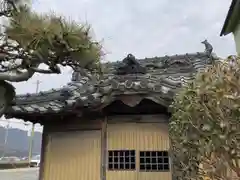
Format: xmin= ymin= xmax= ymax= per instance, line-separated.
xmin=4 ymin=40 xmax=218 ymax=118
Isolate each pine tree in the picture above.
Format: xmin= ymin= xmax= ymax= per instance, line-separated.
xmin=0 ymin=0 xmax=103 ymax=117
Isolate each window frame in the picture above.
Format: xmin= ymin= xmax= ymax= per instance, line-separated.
xmin=139 ymin=150 xmax=170 ymax=172
xmin=107 ymin=150 xmax=136 ymax=171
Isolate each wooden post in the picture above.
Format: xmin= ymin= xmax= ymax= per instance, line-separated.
xmin=101 ymin=117 xmax=107 ymax=180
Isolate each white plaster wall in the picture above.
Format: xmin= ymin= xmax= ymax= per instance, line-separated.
xmin=233 ymin=21 xmax=240 ymax=55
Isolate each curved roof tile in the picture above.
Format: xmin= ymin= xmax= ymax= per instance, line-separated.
xmin=4 ymin=40 xmax=218 ymax=118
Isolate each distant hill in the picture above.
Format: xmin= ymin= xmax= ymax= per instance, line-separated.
xmin=0 ymin=126 xmax=42 ymax=157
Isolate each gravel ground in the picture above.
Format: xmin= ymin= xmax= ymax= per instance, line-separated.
xmin=0 ymin=168 xmax=39 ymax=180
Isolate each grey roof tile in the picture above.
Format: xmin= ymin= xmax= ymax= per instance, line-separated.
xmin=4 ymin=40 xmax=219 ymax=118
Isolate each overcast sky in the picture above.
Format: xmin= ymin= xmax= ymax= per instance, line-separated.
xmin=1 ymin=0 xmax=236 ymax=131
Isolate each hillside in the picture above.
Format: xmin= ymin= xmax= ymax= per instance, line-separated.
xmin=0 ymin=126 xmax=42 ymax=157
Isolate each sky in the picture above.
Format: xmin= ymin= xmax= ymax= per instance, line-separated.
xmin=0 ymin=0 xmax=237 ymax=131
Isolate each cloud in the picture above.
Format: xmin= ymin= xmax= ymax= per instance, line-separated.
xmin=11 ymin=0 xmax=235 ymax=94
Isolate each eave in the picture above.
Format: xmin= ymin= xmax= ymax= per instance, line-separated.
xmin=3 ymin=40 xmax=219 ymax=124
xmin=220 ymin=0 xmax=240 ymax=36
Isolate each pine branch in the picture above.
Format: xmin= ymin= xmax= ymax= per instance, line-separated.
xmin=0 ymin=0 xmax=103 ymax=82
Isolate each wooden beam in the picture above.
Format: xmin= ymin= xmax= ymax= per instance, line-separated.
xmin=38 ymin=127 xmax=47 ymax=180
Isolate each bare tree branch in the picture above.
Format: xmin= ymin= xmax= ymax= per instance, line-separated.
xmin=30 ymin=65 xmax=61 ymax=74
xmin=0 ymin=67 xmax=34 ymax=82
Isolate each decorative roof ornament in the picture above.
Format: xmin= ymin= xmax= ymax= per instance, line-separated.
xmin=160 ymin=55 xmax=192 ymax=68
xmin=201 ymin=39 xmax=216 ymax=64
xmin=115 ymin=54 xmax=146 ymax=75
xmin=4 ymin=40 xmax=220 ymax=121
xmin=201 ymin=39 xmax=213 ymax=56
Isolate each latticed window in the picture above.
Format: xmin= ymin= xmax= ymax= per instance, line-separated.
xmin=139 ymin=151 xmax=170 ymax=171
xmin=108 ymin=150 xmax=136 ymax=170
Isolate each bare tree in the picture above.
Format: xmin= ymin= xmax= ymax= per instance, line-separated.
xmin=0 ymin=0 xmax=103 ymax=116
